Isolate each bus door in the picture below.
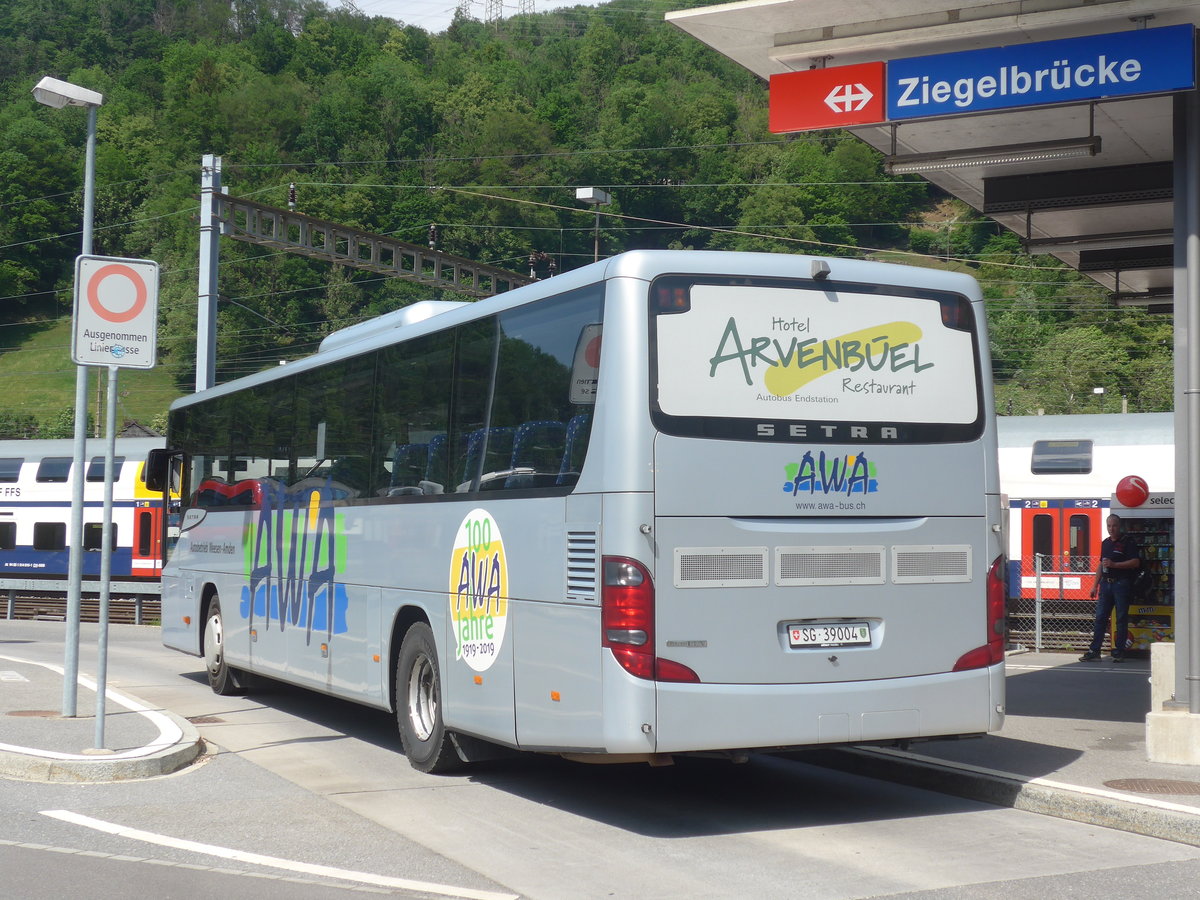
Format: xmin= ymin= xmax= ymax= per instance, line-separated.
xmin=1019 ymin=499 xmax=1102 ymax=601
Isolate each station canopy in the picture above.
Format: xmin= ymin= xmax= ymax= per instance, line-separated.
xmin=667 ymin=0 xmax=1200 ymax=311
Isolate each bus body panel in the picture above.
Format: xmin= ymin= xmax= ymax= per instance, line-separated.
xmin=651 ymin=512 xmax=994 ymax=685
xmin=513 ymin=601 xmax=605 ymax=751
xmin=653 ymin=434 xmax=989 ymax=518
xmin=512 ymin=491 xmax=605 ymax=750
xmin=653 ymin=662 xmax=1004 ymax=752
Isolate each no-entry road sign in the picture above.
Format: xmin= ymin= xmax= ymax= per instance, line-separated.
xmin=73 ymin=255 xmax=159 ymax=369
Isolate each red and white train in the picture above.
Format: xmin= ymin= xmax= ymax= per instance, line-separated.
xmin=997 ymin=413 xmax=1174 ymax=601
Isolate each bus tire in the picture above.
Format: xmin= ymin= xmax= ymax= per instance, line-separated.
xmin=204 ymin=594 xmax=244 ymax=696
xmin=396 ymin=622 xmax=460 ymax=774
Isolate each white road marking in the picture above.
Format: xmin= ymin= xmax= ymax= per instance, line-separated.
xmin=41 ymin=810 xmax=518 ymax=900
xmin=0 ymin=654 xmax=183 ymax=760
xmin=0 ymin=838 xmax=390 ymax=894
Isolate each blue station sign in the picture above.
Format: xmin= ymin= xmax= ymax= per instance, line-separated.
xmin=887 ymin=24 xmax=1195 ymax=121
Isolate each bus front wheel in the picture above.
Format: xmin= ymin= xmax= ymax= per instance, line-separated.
xmin=204 ymin=595 xmax=244 ymax=696
xmin=396 ymin=623 xmax=460 ymax=773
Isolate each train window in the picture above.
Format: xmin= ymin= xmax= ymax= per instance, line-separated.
xmin=0 ymin=521 xmax=14 ymax=550
xmin=137 ymin=511 xmax=152 ymax=556
xmin=37 ymin=457 xmax=72 ymax=483
xmin=33 ymin=522 xmax=66 ymax=551
xmin=1069 ymin=515 xmax=1092 ymax=572
xmin=84 ymin=522 xmax=117 ymax=551
xmin=86 ymin=456 xmax=125 ymax=482
xmin=1031 ymin=513 xmax=1053 ymax=563
xmin=1030 ymin=439 xmax=1092 ymax=474
xmin=0 ymin=458 xmax=22 ymax=482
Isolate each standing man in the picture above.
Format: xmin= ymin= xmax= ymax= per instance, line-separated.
xmin=1079 ymin=513 xmax=1141 ymax=663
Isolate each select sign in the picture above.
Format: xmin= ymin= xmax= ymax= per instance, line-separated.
xmin=73 ymin=254 xmax=159 ymax=369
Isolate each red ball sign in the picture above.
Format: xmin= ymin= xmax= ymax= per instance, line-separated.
xmin=1115 ymin=475 xmax=1150 ymax=507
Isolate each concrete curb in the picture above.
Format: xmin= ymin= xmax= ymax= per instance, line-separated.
xmin=800 ymin=746 xmax=1200 ymax=848
xmin=0 ymin=711 xmax=204 ymax=783
xmin=0 ymin=653 xmax=204 ymax=783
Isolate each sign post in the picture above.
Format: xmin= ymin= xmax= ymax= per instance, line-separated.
xmin=72 ymin=254 xmax=158 ymax=750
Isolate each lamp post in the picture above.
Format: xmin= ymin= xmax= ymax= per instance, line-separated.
xmin=32 ymin=76 xmax=104 ymax=718
xmin=576 ymin=187 xmax=611 ymax=262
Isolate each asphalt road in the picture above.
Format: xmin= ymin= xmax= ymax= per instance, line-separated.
xmin=4 ymin=620 xmax=1200 ymax=899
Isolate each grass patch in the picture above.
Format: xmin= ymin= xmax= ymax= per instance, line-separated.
xmin=0 ymin=317 xmax=183 ymax=430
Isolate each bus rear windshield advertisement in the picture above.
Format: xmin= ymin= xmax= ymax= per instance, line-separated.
xmin=652 ymin=278 xmax=982 ymax=443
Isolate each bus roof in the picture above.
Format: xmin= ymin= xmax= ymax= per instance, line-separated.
xmin=169 ymin=249 xmax=983 ymax=413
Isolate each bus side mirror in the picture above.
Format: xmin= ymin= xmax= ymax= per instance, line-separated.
xmin=145 ymin=448 xmax=174 ymax=492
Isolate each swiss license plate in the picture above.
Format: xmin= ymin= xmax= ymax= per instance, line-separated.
xmin=787 ymin=622 xmax=871 ymax=648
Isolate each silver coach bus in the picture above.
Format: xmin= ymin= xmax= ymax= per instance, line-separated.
xmin=154 ymin=250 xmax=1005 ymax=772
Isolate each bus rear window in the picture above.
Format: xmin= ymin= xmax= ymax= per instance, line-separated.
xmin=650 ymin=276 xmax=983 ymax=444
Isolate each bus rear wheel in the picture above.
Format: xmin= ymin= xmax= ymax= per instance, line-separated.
xmin=396 ymin=623 xmax=460 ymax=773
xmin=204 ymin=595 xmax=244 ymax=696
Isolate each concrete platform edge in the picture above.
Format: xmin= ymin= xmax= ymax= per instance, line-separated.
xmin=0 ymin=710 xmax=203 ymax=783
xmin=800 ymin=746 xmax=1200 ymax=848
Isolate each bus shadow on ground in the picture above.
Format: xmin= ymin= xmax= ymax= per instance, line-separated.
xmin=182 ymin=667 xmax=1129 ymax=838
xmin=465 ymin=752 xmax=1003 ymax=837
xmin=183 ymin=671 xmax=1003 ymax=837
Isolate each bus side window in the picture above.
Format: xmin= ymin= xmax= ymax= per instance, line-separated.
xmin=557 ymin=413 xmax=592 ymax=486
xmin=487 ymin=285 xmax=603 ymax=493
xmin=506 ymin=420 xmax=567 ymax=489
xmin=375 ymin=331 xmax=454 ymax=499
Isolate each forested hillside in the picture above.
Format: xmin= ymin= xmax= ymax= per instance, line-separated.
xmin=0 ymin=0 xmax=1173 ymax=435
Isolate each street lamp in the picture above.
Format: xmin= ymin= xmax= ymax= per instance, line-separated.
xmin=33 ymin=75 xmax=104 ymax=718
xmin=576 ymin=187 xmax=611 ymax=263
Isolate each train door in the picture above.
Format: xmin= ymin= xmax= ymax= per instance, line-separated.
xmin=130 ymin=502 xmax=163 ymax=577
xmin=1019 ymin=500 xmax=1103 ymax=600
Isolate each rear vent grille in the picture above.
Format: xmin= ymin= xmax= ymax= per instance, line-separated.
xmin=566 ymin=530 xmax=598 ymax=601
xmin=674 ymin=547 xmax=768 ymax=588
xmin=892 ymin=545 xmax=972 ymax=583
xmin=775 ymin=546 xmax=885 ymax=585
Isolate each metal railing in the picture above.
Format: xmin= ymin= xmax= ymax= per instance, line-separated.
xmin=1009 ymin=554 xmax=1097 ymax=652
xmin=1 ymin=578 xmax=160 ymax=625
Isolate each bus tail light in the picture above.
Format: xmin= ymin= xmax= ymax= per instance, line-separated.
xmin=953 ymin=554 xmax=1007 ymax=672
xmin=602 ymin=556 xmax=699 ymax=683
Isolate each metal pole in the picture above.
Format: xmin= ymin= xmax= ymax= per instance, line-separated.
xmin=93 ymin=366 xmax=118 ymax=749
xmin=197 ymin=154 xmax=221 ymax=391
xmin=63 ymin=104 xmax=98 ymax=718
xmin=1185 ymin=84 xmax=1200 ymax=715
xmin=593 ymin=207 xmax=600 ymax=262
xmin=1034 ymin=553 xmax=1043 ymax=653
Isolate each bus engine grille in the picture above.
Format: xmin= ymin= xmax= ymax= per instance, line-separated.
xmin=674 ymin=547 xmax=769 ymax=588
xmin=775 ymin=547 xmax=886 ymax=585
xmin=566 ymin=529 xmax=598 ymax=601
xmin=891 ymin=545 xmax=973 ymax=583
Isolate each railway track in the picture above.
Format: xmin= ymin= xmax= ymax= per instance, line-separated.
xmin=2 ymin=592 xmax=160 ymax=626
